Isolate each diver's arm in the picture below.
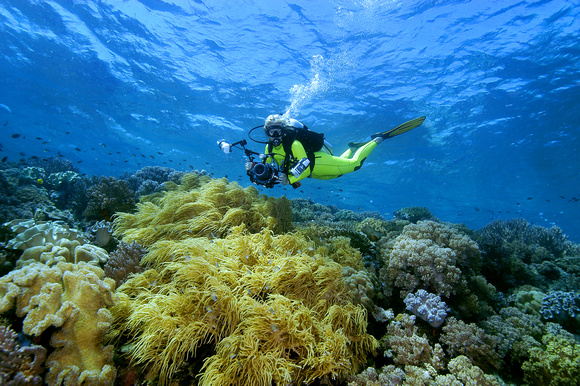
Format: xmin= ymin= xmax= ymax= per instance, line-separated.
xmin=287 ymin=141 xmax=311 ymax=184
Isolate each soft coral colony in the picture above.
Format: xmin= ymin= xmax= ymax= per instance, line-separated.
xmin=109 ymin=173 xmax=377 ymax=384
xmin=0 ymin=169 xmax=579 ymax=385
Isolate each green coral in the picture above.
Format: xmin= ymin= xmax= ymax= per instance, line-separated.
xmin=522 ymin=334 xmax=580 ymax=385
xmin=393 ymin=206 xmax=435 ymax=223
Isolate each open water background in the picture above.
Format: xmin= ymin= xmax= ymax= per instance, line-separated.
xmin=0 ymin=0 xmax=578 ymax=240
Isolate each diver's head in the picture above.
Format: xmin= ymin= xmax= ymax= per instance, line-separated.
xmin=264 ymin=114 xmax=289 ymax=147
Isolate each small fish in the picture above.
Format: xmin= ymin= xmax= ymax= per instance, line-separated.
xmin=37 ymin=178 xmax=43 ymax=184
xmin=1 ymin=156 xmax=7 ymax=162
xmin=11 ymin=134 xmax=20 ymax=138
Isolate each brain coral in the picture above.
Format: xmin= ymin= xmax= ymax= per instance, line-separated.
xmin=109 ymin=225 xmax=377 ymax=385
xmin=113 ymin=176 xmax=293 ymax=246
xmin=379 ymin=220 xmax=481 ymax=299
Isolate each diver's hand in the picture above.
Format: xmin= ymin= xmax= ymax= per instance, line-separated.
xmin=245 ymin=162 xmax=254 ymax=172
xmin=278 ymin=173 xmax=290 ymax=185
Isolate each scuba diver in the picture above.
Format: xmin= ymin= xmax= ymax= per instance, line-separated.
xmin=218 ymin=114 xmax=425 ymax=189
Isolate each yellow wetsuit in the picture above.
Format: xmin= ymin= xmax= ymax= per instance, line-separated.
xmin=265 ymin=139 xmax=378 ymax=185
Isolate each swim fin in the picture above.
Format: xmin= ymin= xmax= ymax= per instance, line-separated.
xmin=371 ymin=116 xmax=426 ymax=140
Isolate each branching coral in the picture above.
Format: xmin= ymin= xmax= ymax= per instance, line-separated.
xmin=121 ymin=166 xmax=185 ymax=198
xmin=109 ymin=226 xmax=377 ymax=385
xmin=114 ymin=177 xmax=293 ymax=246
xmin=0 ymin=324 xmax=46 ymax=385
xmin=476 ymin=219 xmax=574 ymax=291
xmin=0 ymin=262 xmax=117 ymax=384
xmin=83 ymin=176 xmax=136 ymax=221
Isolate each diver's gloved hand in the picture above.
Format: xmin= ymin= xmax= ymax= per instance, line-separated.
xmin=245 ymin=162 xmax=254 ymax=171
xmin=278 ymin=173 xmax=290 ymax=185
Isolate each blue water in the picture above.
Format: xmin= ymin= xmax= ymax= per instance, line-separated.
xmin=0 ymin=0 xmax=578 ymax=240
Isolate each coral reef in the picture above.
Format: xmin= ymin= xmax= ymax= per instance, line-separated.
xmin=0 ymin=324 xmax=46 ymax=385
xmin=404 ymin=289 xmax=448 ymax=328
xmin=103 ymin=241 xmax=147 ymax=288
xmin=83 ymin=176 xmax=136 ymax=221
xmin=476 ymin=219 xmax=575 ymax=291
xmin=0 ymin=166 xmax=578 ymax=386
xmin=0 ymin=261 xmax=117 ymax=384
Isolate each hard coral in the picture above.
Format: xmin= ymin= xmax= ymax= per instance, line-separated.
xmin=476 ymin=219 xmax=574 ymax=291
xmin=83 ymin=176 xmax=136 ymax=221
xmin=393 ymin=206 xmax=436 ymax=223
xmin=0 ymin=324 xmax=46 ymax=385
xmin=0 ymin=262 xmax=117 ymax=385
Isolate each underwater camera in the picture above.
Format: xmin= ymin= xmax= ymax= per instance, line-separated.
xmin=250 ymin=162 xmax=278 ymax=188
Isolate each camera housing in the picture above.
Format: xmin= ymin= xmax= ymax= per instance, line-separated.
xmin=249 ymin=162 xmax=278 ymax=188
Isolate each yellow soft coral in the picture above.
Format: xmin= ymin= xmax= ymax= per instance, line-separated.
xmin=0 ymin=262 xmax=117 ymax=385
xmin=522 ymin=334 xmax=580 ymax=385
xmin=109 ymin=226 xmax=377 ymax=385
xmin=113 ymin=177 xmax=292 ymax=246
